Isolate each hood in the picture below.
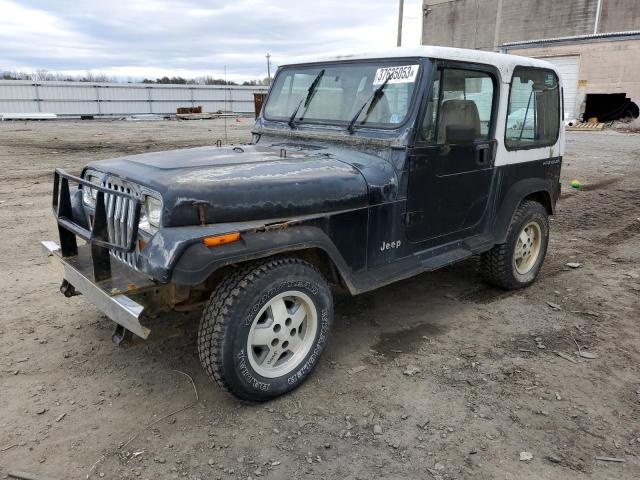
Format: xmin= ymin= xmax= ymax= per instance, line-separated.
xmin=86 ymin=143 xmax=388 ymax=227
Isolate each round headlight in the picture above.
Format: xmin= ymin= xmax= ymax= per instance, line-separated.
xmin=82 ymin=175 xmax=99 ymax=207
xmin=145 ymin=196 xmax=162 ymax=227
xmin=139 ymin=195 xmax=162 ymax=233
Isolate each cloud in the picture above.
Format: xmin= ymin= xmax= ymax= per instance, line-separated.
xmin=0 ymin=0 xmax=423 ymax=82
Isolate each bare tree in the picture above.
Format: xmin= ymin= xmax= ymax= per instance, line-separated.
xmin=0 ymin=69 xmax=262 ymax=85
xmin=34 ymin=69 xmax=54 ymax=81
xmin=92 ymin=72 xmax=112 ymax=82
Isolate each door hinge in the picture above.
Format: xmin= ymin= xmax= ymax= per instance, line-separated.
xmin=408 ymin=155 xmax=428 ymax=172
xmin=402 ymin=211 xmax=424 ymax=226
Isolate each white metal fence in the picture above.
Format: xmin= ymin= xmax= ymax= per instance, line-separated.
xmin=0 ymin=80 xmax=269 ymax=117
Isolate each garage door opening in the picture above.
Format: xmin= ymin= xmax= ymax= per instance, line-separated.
xmin=583 ymin=93 xmax=639 ymax=122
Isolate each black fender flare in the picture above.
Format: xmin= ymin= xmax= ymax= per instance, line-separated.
xmin=170 ymin=225 xmax=357 ymax=292
xmin=493 ymin=178 xmax=556 ymax=244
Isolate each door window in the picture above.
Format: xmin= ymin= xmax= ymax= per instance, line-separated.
xmin=505 ymin=67 xmax=560 ymax=149
xmin=419 ymin=68 xmax=495 ymax=144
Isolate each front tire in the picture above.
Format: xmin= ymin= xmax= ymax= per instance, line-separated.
xmin=481 ymin=200 xmax=549 ymax=290
xmin=197 ymin=257 xmax=333 ymax=402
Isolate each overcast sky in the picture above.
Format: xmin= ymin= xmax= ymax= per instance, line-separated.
xmin=0 ymin=0 xmax=423 ymax=82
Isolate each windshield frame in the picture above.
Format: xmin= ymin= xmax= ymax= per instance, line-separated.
xmin=262 ymin=57 xmax=427 ymax=132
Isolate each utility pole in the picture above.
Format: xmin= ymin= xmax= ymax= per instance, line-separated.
xmin=594 ymin=0 xmax=603 ymax=34
xmin=422 ymin=6 xmax=432 ymax=46
xmin=397 ymin=0 xmax=404 ymax=47
xmin=266 ymin=53 xmax=272 ymax=85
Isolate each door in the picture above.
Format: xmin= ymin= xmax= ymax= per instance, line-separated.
xmin=406 ymin=65 xmax=498 ymax=243
xmin=537 ymin=55 xmax=579 ymax=120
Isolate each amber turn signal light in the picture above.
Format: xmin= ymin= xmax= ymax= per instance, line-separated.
xmin=203 ymin=232 xmax=240 ymax=247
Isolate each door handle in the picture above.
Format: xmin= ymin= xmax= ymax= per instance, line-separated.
xmin=476 ymin=144 xmax=491 ymax=167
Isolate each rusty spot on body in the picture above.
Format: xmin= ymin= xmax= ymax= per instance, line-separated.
xmin=197 ymin=204 xmax=207 ymax=225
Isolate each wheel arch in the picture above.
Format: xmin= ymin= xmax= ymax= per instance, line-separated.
xmin=171 ymin=226 xmax=357 ymax=294
xmin=286 ymin=247 xmax=344 ymax=286
xmin=523 ymin=190 xmax=553 ymax=216
xmin=493 ymin=178 xmax=555 ymax=244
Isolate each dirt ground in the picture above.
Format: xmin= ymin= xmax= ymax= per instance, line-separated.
xmin=0 ymin=119 xmax=638 ymax=480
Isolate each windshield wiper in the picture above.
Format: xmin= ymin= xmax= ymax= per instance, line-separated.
xmin=288 ymin=69 xmax=325 ymax=129
xmin=347 ymin=75 xmax=390 ymax=134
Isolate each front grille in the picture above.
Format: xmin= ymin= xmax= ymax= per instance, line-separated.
xmin=104 ymin=179 xmax=140 ymax=270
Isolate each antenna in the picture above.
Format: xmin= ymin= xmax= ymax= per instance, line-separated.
xmin=223 ymin=65 xmax=228 ymax=145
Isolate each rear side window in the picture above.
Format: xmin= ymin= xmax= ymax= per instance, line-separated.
xmin=505 ymin=67 xmax=560 ymax=150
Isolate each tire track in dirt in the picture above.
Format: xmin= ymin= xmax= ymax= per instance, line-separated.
xmin=458 ymin=217 xmax=640 ymax=305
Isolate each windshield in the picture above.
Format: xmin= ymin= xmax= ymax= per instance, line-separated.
xmin=263 ymin=60 xmax=422 ymax=129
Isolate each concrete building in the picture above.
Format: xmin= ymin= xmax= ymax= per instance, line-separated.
xmin=421 ymin=0 xmax=640 ymax=121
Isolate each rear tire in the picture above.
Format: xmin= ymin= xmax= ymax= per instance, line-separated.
xmin=197 ymin=257 xmax=333 ymax=402
xmin=481 ymin=200 xmax=549 ymax=290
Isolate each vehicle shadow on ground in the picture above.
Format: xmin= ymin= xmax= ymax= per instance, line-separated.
xmin=127 ymin=258 xmax=498 ymax=394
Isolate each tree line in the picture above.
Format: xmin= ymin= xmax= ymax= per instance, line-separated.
xmin=141 ymin=76 xmax=271 ymax=86
xmin=1 ymin=69 xmax=271 ymax=86
xmin=1 ymin=69 xmax=114 ymax=82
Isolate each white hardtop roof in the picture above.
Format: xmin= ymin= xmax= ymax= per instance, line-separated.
xmin=280 ymin=46 xmax=557 ymax=82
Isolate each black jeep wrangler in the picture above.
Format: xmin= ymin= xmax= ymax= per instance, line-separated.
xmin=43 ymin=47 xmax=563 ymax=401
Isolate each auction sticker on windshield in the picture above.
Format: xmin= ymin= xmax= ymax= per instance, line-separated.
xmin=373 ymin=65 xmax=419 ymax=85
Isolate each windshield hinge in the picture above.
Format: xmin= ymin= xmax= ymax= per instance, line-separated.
xmin=407 ymin=153 xmax=428 ymax=172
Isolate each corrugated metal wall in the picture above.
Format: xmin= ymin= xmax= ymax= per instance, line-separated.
xmin=0 ymin=80 xmax=269 ymax=116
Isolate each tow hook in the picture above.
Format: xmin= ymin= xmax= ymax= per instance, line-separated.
xmin=60 ymin=279 xmax=79 ymax=298
xmin=111 ymin=324 xmax=131 ymax=346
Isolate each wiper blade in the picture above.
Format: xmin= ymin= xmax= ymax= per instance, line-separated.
xmin=287 ymin=99 xmax=304 ymax=129
xmin=347 ymin=75 xmax=390 ymax=134
xmin=288 ymin=69 xmax=325 ymax=129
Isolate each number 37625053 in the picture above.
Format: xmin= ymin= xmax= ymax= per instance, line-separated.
xmin=373 ymin=65 xmax=419 ymax=85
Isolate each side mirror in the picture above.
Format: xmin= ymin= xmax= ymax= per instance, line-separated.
xmin=445 ymin=125 xmax=476 ymax=144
